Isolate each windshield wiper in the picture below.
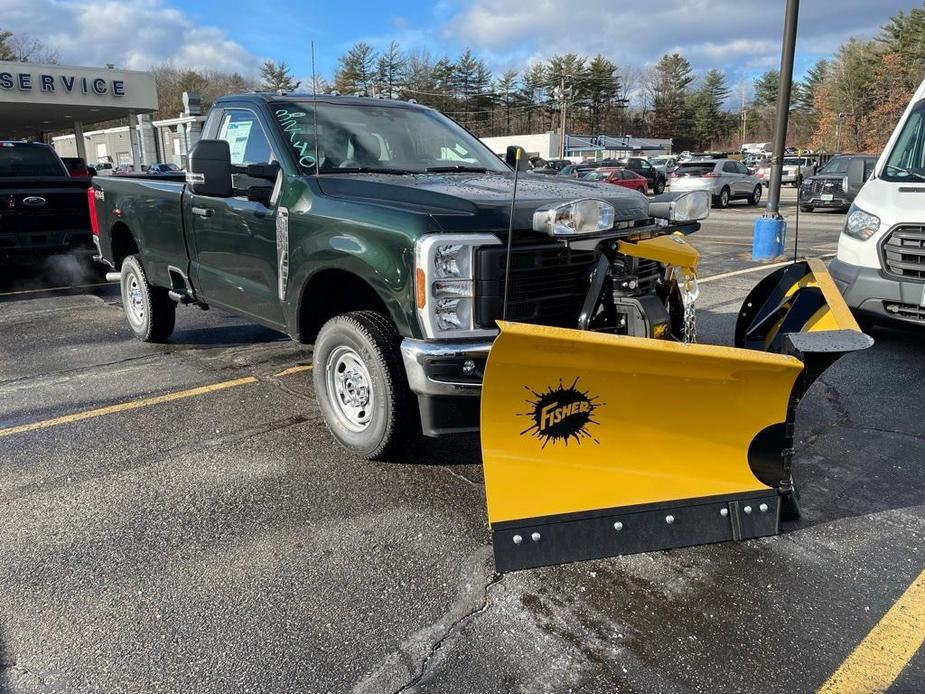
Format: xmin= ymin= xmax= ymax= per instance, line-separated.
xmin=884 ymin=164 xmax=925 ymax=181
xmin=318 ymin=167 xmax=417 ymax=175
xmin=424 ymin=165 xmax=490 ymax=173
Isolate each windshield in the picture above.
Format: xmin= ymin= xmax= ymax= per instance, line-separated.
xmin=0 ymin=144 xmax=67 ymax=177
xmin=650 ymin=157 xmax=668 ymax=165
xmin=271 ymin=101 xmax=509 ymax=174
xmin=783 ymin=158 xmax=802 ymax=165
xmin=819 ymin=157 xmax=850 ymax=174
xmin=883 ymin=98 xmax=925 ymax=182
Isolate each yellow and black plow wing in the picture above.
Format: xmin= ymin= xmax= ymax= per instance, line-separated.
xmin=481 ymin=260 xmax=872 ymax=572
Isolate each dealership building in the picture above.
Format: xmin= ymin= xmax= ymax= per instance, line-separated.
xmin=0 ymin=61 xmax=205 ymax=170
xmin=481 ymin=132 xmax=673 ymax=161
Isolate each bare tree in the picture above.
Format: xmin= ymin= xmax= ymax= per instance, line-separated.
xmin=7 ymin=32 xmax=59 ymax=63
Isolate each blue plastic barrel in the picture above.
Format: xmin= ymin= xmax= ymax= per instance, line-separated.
xmin=752 ymin=217 xmax=786 ymax=260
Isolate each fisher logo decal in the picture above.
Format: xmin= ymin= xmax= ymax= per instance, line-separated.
xmin=520 ymin=377 xmax=602 ymax=447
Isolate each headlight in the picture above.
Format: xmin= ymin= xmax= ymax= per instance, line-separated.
xmin=843 ymin=204 xmax=880 ymax=241
xmin=415 ymin=234 xmax=500 ymax=338
xmin=648 ymin=190 xmax=710 ymax=223
xmin=532 ymin=198 xmax=615 ymax=237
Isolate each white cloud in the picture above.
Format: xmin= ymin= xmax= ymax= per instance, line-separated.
xmin=442 ymin=0 xmax=921 ymax=76
xmin=2 ymin=0 xmax=259 ymax=74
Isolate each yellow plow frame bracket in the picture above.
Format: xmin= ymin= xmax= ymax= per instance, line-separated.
xmin=481 ymin=260 xmax=872 ymax=572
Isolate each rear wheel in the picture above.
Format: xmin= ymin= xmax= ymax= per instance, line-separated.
xmin=715 ymin=187 xmax=730 ymax=208
xmin=313 ymin=310 xmax=418 ymax=460
xmin=120 ymin=255 xmax=175 ymax=342
xmin=653 ymin=177 xmax=666 ymax=195
xmin=747 ymin=185 xmax=762 ymax=205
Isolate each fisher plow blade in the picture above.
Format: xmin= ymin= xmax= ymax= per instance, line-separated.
xmin=481 ymin=259 xmax=873 ymax=572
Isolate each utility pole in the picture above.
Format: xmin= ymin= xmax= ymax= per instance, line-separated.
xmin=555 ymin=80 xmax=572 ymax=159
xmin=740 ymin=84 xmax=747 ymax=148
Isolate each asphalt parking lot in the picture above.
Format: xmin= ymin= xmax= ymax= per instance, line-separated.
xmin=0 ymin=188 xmax=922 ymax=693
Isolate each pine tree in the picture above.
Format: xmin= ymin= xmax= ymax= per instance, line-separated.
xmin=752 ymin=70 xmax=779 ymax=108
xmin=688 ymin=69 xmax=729 ymax=149
xmin=649 ymin=54 xmax=694 ymax=146
xmin=374 ymin=41 xmax=408 ymax=98
xmin=334 ymin=42 xmax=377 ymax=95
xmin=495 ymin=69 xmax=520 ymax=136
xmin=260 ymin=60 xmax=300 ymax=93
xmin=586 ymin=55 xmax=620 ymax=136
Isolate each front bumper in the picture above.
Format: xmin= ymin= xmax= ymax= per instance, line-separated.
xmin=829 ymin=258 xmax=925 ymax=325
xmin=400 ymin=338 xmax=493 ymax=436
xmin=799 ymin=188 xmax=850 ymax=209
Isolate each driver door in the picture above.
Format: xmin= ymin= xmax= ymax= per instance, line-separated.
xmin=188 ymin=108 xmax=285 ymax=327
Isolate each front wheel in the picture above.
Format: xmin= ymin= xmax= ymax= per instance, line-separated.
xmin=120 ymin=255 xmax=175 ymax=342
xmin=313 ymin=311 xmax=418 ymax=460
xmin=747 ymin=185 xmax=762 ymax=205
xmin=799 ymin=205 xmax=814 ymax=213
xmin=653 ymin=178 xmax=666 ymax=195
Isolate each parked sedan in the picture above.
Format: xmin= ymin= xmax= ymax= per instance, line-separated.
xmin=670 ymin=159 xmax=763 ymax=208
xmin=615 ymin=157 xmax=666 ymax=194
xmin=558 ymin=162 xmax=599 ymax=178
xmin=581 ymin=167 xmax=649 ymax=193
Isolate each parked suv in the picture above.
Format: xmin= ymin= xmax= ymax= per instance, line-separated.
xmin=799 ymin=154 xmax=878 ymax=212
xmin=670 ymin=159 xmax=762 ymax=208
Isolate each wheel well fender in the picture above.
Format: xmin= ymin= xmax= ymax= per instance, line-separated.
xmin=294 ymin=269 xmax=406 ymax=344
xmin=110 ymin=221 xmax=139 ymax=269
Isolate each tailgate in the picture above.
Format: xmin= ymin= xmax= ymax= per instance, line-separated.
xmin=0 ymin=178 xmax=91 ymax=233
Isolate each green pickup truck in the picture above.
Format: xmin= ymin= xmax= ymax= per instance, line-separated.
xmin=90 ymin=93 xmax=707 ymax=458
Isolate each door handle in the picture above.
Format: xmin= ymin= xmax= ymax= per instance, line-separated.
xmin=192 ymin=206 xmax=214 ymax=218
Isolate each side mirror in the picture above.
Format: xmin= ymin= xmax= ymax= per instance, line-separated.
xmin=245 ymin=161 xmax=281 ymax=181
xmin=846 ymin=157 xmax=868 ymax=197
xmin=188 ymin=139 xmax=233 ymax=197
xmin=247 ymin=186 xmax=274 ymax=207
xmin=87 ymin=166 xmax=97 ymax=177
xmin=505 ymin=145 xmax=530 ymax=172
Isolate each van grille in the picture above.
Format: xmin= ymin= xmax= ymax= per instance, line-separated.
xmin=881 ymin=225 xmax=925 ymax=279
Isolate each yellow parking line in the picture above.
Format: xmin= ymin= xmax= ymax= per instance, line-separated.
xmin=0 ymin=376 xmax=258 ymax=439
xmin=273 ymin=364 xmax=313 ymax=377
xmin=0 ymin=282 xmax=111 ymax=297
xmin=818 ymin=569 xmax=925 ymax=693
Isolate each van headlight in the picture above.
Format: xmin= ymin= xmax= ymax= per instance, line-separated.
xmin=415 ymin=234 xmax=500 ymax=338
xmin=844 ymin=204 xmax=880 ymax=241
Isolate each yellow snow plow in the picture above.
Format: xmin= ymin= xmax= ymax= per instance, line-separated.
xmin=481 ymin=256 xmax=873 ymax=572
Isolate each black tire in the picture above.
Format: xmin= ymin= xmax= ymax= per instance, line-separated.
xmin=653 ymin=177 xmax=666 ymax=195
xmin=715 ymin=187 xmax=730 ymax=209
xmin=313 ymin=310 xmax=418 ymax=460
xmin=120 ymin=254 xmax=175 ymax=342
xmin=747 ymin=185 xmax=762 ymax=205
xmin=799 ymin=205 xmax=814 ymax=213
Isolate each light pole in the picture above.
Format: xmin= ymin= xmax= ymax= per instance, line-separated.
xmin=753 ymin=0 xmax=800 ymax=260
xmin=554 ymin=81 xmax=573 ymax=160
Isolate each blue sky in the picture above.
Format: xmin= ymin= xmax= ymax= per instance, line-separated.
xmin=4 ymin=0 xmax=923 ymax=98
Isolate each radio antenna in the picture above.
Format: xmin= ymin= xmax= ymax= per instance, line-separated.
xmin=311 ymin=40 xmax=321 ymax=177
xmin=501 ymin=147 xmax=521 ymax=321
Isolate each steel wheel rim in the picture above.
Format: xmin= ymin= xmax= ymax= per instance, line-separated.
xmin=325 ymin=346 xmax=374 ymax=432
xmin=126 ymin=273 xmax=145 ymax=325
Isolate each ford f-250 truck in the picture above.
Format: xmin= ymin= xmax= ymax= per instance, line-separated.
xmin=0 ymin=141 xmax=94 ymax=262
xmin=91 ymin=93 xmax=708 ymax=458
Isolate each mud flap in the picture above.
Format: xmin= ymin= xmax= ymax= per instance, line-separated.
xmin=481 ymin=259 xmax=872 ymax=572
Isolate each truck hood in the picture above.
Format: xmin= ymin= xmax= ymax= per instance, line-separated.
xmin=315 ymin=172 xmax=649 ymax=233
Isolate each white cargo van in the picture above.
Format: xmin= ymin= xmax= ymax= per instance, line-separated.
xmin=831 ymin=77 xmax=925 ymax=327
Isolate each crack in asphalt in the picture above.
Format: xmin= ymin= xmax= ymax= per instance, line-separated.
xmin=392 ymin=572 xmax=505 ymax=694
xmin=441 ymin=466 xmax=482 ymax=488
xmin=0 ymin=351 xmax=172 ymax=389
xmin=0 ymin=413 xmax=313 ymax=507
